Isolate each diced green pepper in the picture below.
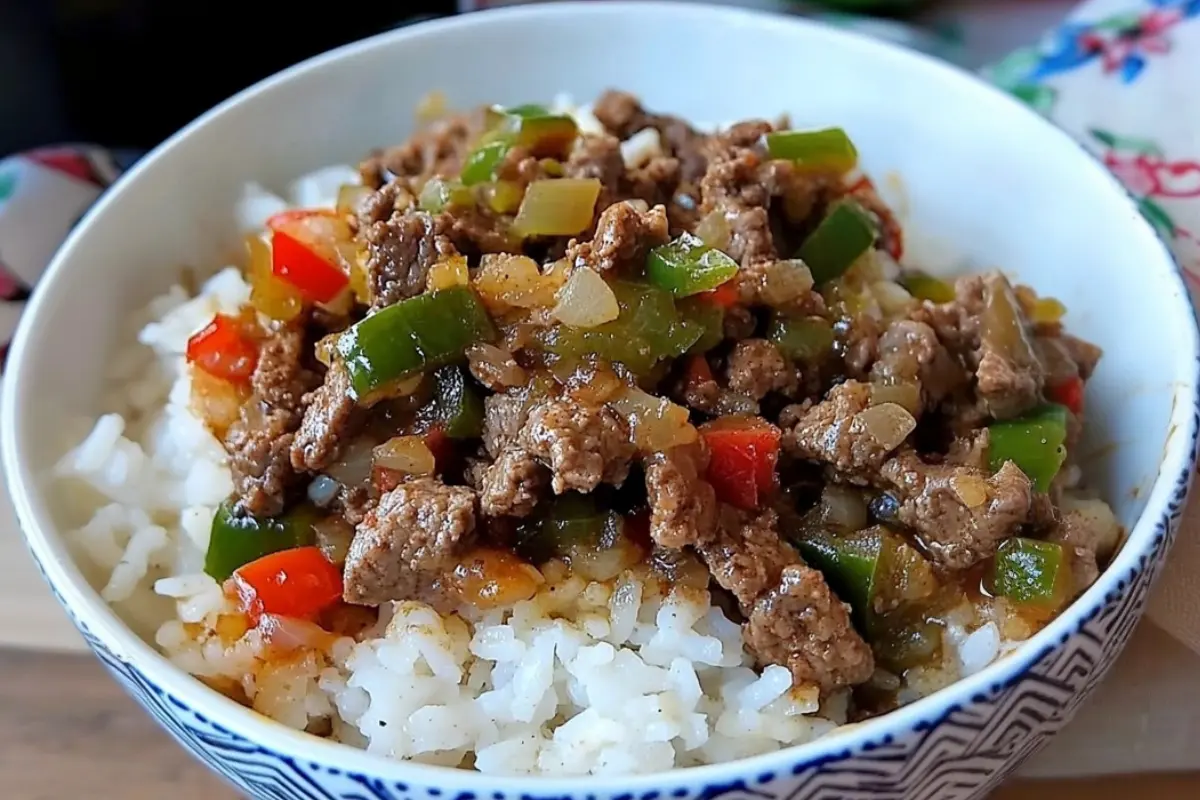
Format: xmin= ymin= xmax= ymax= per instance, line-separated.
xmin=793 ymin=523 xmax=941 ymax=672
xmin=797 ymin=200 xmax=878 ymax=284
xmin=765 ymin=128 xmax=858 ymax=173
xmin=987 ymin=403 xmax=1068 ymax=492
xmin=766 ymin=314 xmax=835 ymax=362
xmin=901 ymin=271 xmax=956 ymax=303
xmin=645 ymin=233 xmax=740 ymax=297
xmin=336 ymin=286 xmax=497 ymax=401
xmin=516 ymin=492 xmax=620 ymax=564
xmin=422 ymin=365 xmax=484 ymax=439
xmin=993 ymin=537 xmax=1069 ymax=607
xmin=418 ymin=177 xmax=474 ymax=212
xmin=461 ymin=139 xmax=512 ymax=186
xmin=795 ymin=526 xmax=884 ymax=614
xmin=678 ymin=298 xmax=725 ymax=354
xmin=204 ymin=502 xmax=317 ymax=582
xmin=542 ymin=281 xmax=703 ymax=374
xmin=512 ymin=179 xmax=601 ymax=238
xmin=461 ymin=105 xmax=579 ymax=186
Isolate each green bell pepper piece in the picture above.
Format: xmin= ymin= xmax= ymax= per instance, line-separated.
xmin=764 ymin=128 xmax=858 ymax=174
xmin=543 ymin=281 xmax=703 ymax=374
xmin=988 ymin=403 xmax=1068 ymax=492
xmin=418 ymin=177 xmax=474 ymax=212
xmin=645 ymin=233 xmax=740 ymax=297
xmin=901 ymin=271 xmax=956 ymax=303
xmin=423 ymin=365 xmax=484 ymax=439
xmin=678 ymin=298 xmax=725 ymax=354
xmin=766 ymin=314 xmax=835 ymax=362
xmin=993 ymin=537 xmax=1068 ymax=606
xmin=797 ymin=200 xmax=878 ymax=284
xmin=336 ymin=286 xmax=497 ymax=401
xmin=204 ymin=502 xmax=318 ymax=582
xmin=516 ymin=492 xmax=621 ymax=564
xmin=795 ymin=526 xmax=884 ymax=614
xmin=461 ymin=105 xmax=578 ymax=186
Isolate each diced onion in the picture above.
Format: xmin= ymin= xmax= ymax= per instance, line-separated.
xmin=856 ymin=402 xmax=916 ymax=452
xmin=608 ymin=387 xmax=697 ymax=452
xmin=512 ymin=178 xmax=601 ymax=237
xmin=467 ymin=342 xmax=528 ymax=390
xmin=247 ymin=234 xmax=304 ymax=322
xmin=326 ymin=439 xmax=375 ymax=485
xmin=415 ymin=90 xmax=448 ymax=125
xmin=760 ymin=260 xmax=814 ymax=307
xmin=336 ymin=184 xmax=372 ymax=216
xmin=372 ymin=435 xmax=435 ymax=476
xmin=817 ymin=485 xmax=869 ymax=531
xmin=620 ymin=127 xmax=663 ymax=169
xmin=552 ymin=266 xmax=620 ymax=328
xmin=950 ymin=474 xmax=989 ymax=508
xmin=869 ymin=382 xmax=921 ymax=416
xmin=694 ymin=211 xmax=731 ymax=251
xmin=474 ymin=253 xmax=559 ymax=311
xmin=314 ymin=515 xmax=355 ymax=565
xmin=872 ymin=280 xmax=916 ymax=317
xmin=258 ymin=614 xmax=334 ymax=653
xmin=452 ymin=548 xmax=544 ymax=610
xmin=189 ymin=368 xmax=245 ymax=438
xmin=427 ymin=255 xmax=470 ymax=292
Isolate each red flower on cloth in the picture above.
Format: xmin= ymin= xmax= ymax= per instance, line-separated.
xmin=25 ymin=148 xmax=109 ymax=188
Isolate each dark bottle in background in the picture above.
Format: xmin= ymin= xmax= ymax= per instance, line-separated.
xmin=1 ymin=0 xmax=459 ymax=155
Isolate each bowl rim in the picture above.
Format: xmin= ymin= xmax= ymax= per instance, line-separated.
xmin=5 ymin=0 xmax=1198 ymax=791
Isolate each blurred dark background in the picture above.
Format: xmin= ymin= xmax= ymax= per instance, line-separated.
xmin=0 ymin=0 xmax=457 ymax=156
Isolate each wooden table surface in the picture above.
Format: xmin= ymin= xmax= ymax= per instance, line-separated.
xmin=0 ymin=646 xmax=1194 ymax=800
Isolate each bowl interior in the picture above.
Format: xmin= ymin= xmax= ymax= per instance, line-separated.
xmin=5 ymin=0 xmax=1196 ymax=785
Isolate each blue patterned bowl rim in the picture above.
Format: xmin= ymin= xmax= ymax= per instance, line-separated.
xmin=4 ymin=2 xmax=1199 ymax=795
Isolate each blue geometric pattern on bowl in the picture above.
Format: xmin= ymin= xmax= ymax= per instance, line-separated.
xmin=27 ymin=397 xmax=1196 ymax=800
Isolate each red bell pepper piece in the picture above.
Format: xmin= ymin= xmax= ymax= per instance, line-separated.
xmin=424 ymin=426 xmax=455 ymax=474
xmin=699 ymin=416 xmax=782 ymax=510
xmin=186 ymin=314 xmax=259 ymax=385
xmin=267 ymin=210 xmax=351 ymax=304
xmin=695 ymin=279 xmax=739 ymax=309
xmin=231 ymin=546 xmax=343 ymax=622
xmin=683 ymin=354 xmax=715 ymax=390
xmin=1047 ymin=375 xmax=1085 ymax=415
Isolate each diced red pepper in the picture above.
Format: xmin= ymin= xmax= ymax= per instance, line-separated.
xmin=424 ymin=426 xmax=455 ymax=474
xmin=683 ymin=354 xmax=714 ymax=390
xmin=186 ymin=314 xmax=259 ymax=385
xmin=695 ymin=280 xmax=739 ymax=309
xmin=699 ymin=416 xmax=782 ymax=510
xmin=231 ymin=546 xmax=343 ymax=622
xmin=267 ymin=210 xmax=351 ymax=304
xmin=1047 ymin=375 xmax=1085 ymax=415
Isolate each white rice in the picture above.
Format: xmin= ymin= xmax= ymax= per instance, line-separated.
xmin=52 ymin=101 xmax=1015 ymax=775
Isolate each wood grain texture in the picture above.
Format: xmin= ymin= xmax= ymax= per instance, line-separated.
xmin=0 ymin=647 xmax=1197 ymax=800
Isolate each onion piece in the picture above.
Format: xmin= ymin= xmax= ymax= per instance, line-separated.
xmin=474 ymin=253 xmax=558 ymax=312
xmin=314 ymin=515 xmax=355 ymax=565
xmin=336 ymin=184 xmax=372 ymax=216
xmin=325 ymin=439 xmax=375 ymax=485
xmin=189 ymin=368 xmax=246 ymax=438
xmin=608 ymin=387 xmax=697 ymax=452
xmin=427 ymin=255 xmax=470 ymax=292
xmin=950 ymin=474 xmax=989 ymax=508
xmin=372 ymin=436 xmax=435 ymax=476
xmin=694 ymin=210 xmax=731 ymax=251
xmin=552 ymin=266 xmax=620 ymax=328
xmin=760 ymin=259 xmax=814 ymax=307
xmin=817 ymin=485 xmax=869 ymax=531
xmin=258 ymin=614 xmax=335 ymax=654
xmin=869 ymin=381 xmax=921 ymax=416
xmin=467 ymin=342 xmax=528 ymax=390
xmin=856 ymin=402 xmax=916 ymax=452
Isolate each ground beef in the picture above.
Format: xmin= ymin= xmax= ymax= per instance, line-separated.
xmin=520 ymin=396 xmax=635 ymax=494
xmin=251 ymin=323 xmax=319 ymax=414
xmin=945 ymin=428 xmax=991 ymax=471
xmin=592 ymin=89 xmax=709 ymax=184
xmin=881 ymin=452 xmax=1032 ymax=570
xmin=744 ymin=564 xmax=876 ymax=694
xmin=644 ymin=443 xmax=718 ymax=549
xmin=225 ymin=321 xmax=321 ymax=516
xmin=225 ymin=408 xmax=297 ymax=518
xmin=564 ymin=133 xmax=626 ymax=215
xmin=975 ymin=274 xmax=1045 ymax=419
xmin=481 ymin=391 xmax=530 ymax=458
xmin=472 ymin=448 xmax=548 ymax=518
xmin=290 ymin=361 xmax=358 ymax=473
xmin=870 ymin=319 xmax=964 ymax=412
xmin=1061 ymin=334 xmax=1103 ymax=379
xmin=699 ymin=121 xmax=777 ymax=267
xmin=358 ymin=113 xmax=477 ymax=188
xmin=697 ymin=506 xmax=797 ymax=607
xmin=360 ymin=208 xmax=458 ymax=309
xmin=342 ymin=478 xmax=477 ymax=607
xmin=697 ymin=506 xmax=874 ymax=692
xmin=783 ymin=380 xmax=899 ymax=482
xmin=724 ymin=339 xmax=798 ymax=400
xmin=1045 ymin=498 xmax=1120 ymax=591
xmin=566 ymin=200 xmax=670 ymax=274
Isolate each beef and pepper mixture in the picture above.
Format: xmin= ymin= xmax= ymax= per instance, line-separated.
xmin=189 ymin=91 xmax=1121 ymax=708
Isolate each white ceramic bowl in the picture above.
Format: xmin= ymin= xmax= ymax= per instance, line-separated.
xmin=5 ymin=3 xmax=1198 ymax=799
